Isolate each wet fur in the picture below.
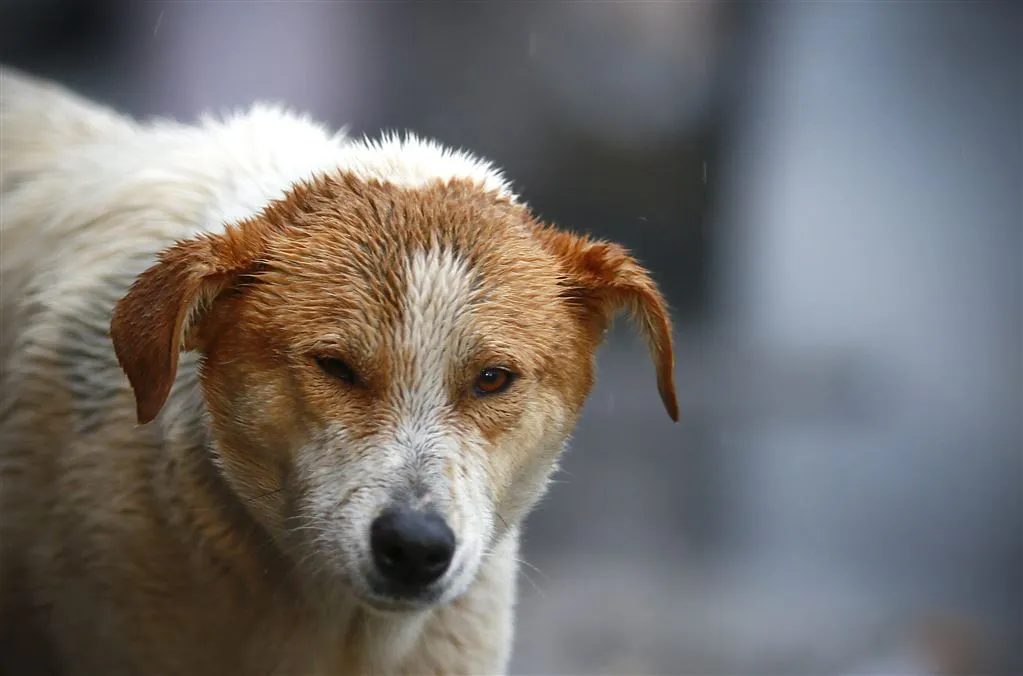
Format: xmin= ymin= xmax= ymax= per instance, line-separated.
xmin=0 ymin=68 xmax=677 ymax=675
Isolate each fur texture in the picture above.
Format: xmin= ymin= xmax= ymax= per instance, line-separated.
xmin=0 ymin=67 xmax=677 ymax=676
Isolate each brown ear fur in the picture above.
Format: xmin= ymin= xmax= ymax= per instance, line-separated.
xmin=535 ymin=225 xmax=679 ymax=422
xmin=110 ymin=226 xmax=263 ymax=425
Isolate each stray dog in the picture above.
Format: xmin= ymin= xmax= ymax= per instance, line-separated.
xmin=0 ymin=68 xmax=677 ymax=676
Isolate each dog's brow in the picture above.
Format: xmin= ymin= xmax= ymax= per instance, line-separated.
xmin=462 ymin=342 xmax=523 ymax=372
xmin=308 ymin=333 xmax=353 ymax=352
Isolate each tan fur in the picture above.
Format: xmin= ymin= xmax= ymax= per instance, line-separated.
xmin=0 ymin=68 xmax=676 ymax=675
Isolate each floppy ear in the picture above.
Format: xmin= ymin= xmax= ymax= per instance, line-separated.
xmin=110 ymin=228 xmax=262 ymax=425
xmin=535 ymin=225 xmax=679 ymax=422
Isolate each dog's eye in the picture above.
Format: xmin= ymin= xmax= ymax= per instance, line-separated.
xmin=315 ymin=356 xmax=358 ymax=385
xmin=474 ymin=367 xmax=516 ymax=396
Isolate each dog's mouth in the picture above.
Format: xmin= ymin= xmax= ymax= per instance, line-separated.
xmin=357 ymin=590 xmax=440 ymax=615
xmin=356 ymin=555 xmax=471 ymax=613
xmin=357 ymin=590 xmax=466 ymax=617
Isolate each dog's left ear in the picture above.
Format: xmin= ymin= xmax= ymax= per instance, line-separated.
xmin=534 ymin=225 xmax=679 ymax=422
xmin=110 ymin=225 xmax=265 ymax=425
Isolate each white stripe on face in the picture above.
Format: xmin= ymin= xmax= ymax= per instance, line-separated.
xmin=399 ymin=246 xmax=477 ymax=399
xmin=385 ymin=247 xmax=481 ymax=503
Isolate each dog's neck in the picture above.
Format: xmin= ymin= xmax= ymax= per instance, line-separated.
xmin=154 ymin=368 xmax=297 ymax=592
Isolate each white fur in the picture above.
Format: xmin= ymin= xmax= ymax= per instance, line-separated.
xmin=337 ymin=133 xmax=514 ymax=200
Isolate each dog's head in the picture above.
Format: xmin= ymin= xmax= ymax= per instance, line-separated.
xmin=110 ymin=171 xmax=677 ymax=613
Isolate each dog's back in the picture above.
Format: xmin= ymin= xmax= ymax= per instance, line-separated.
xmin=1 ymin=69 xmax=135 ymax=358
xmin=0 ymin=69 xmax=138 ymax=673
xmin=0 ymin=68 xmax=134 ymax=181
xmin=0 ymin=68 xmax=134 ymax=194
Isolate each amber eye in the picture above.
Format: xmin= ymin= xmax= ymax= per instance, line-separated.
xmin=315 ymin=356 xmax=358 ymax=385
xmin=474 ymin=367 xmax=516 ymax=396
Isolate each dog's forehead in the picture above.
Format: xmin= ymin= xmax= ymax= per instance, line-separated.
xmin=264 ymin=172 xmax=547 ymax=273
xmin=256 ymin=172 xmax=569 ymax=365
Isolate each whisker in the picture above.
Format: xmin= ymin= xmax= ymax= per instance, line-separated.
xmin=515 ymin=556 xmax=550 ymax=584
xmin=287 ymin=524 xmax=335 ymax=535
xmin=554 ymin=468 xmax=579 ymax=483
xmin=516 ymin=565 xmax=545 ymax=599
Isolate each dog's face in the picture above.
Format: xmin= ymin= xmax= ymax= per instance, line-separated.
xmin=111 ymin=173 xmax=677 ymax=613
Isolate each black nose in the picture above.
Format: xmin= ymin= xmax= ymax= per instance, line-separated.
xmin=370 ymin=507 xmax=455 ymax=589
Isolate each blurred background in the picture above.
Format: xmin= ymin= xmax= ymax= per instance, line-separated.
xmin=2 ymin=1 xmax=1019 ymax=674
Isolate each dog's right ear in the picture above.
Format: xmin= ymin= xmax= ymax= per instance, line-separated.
xmin=110 ymin=226 xmax=265 ymax=425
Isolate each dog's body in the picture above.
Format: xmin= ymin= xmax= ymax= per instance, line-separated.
xmin=0 ymin=69 xmax=677 ymax=675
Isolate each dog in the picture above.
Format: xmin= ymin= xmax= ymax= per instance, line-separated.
xmin=0 ymin=68 xmax=678 ymax=675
